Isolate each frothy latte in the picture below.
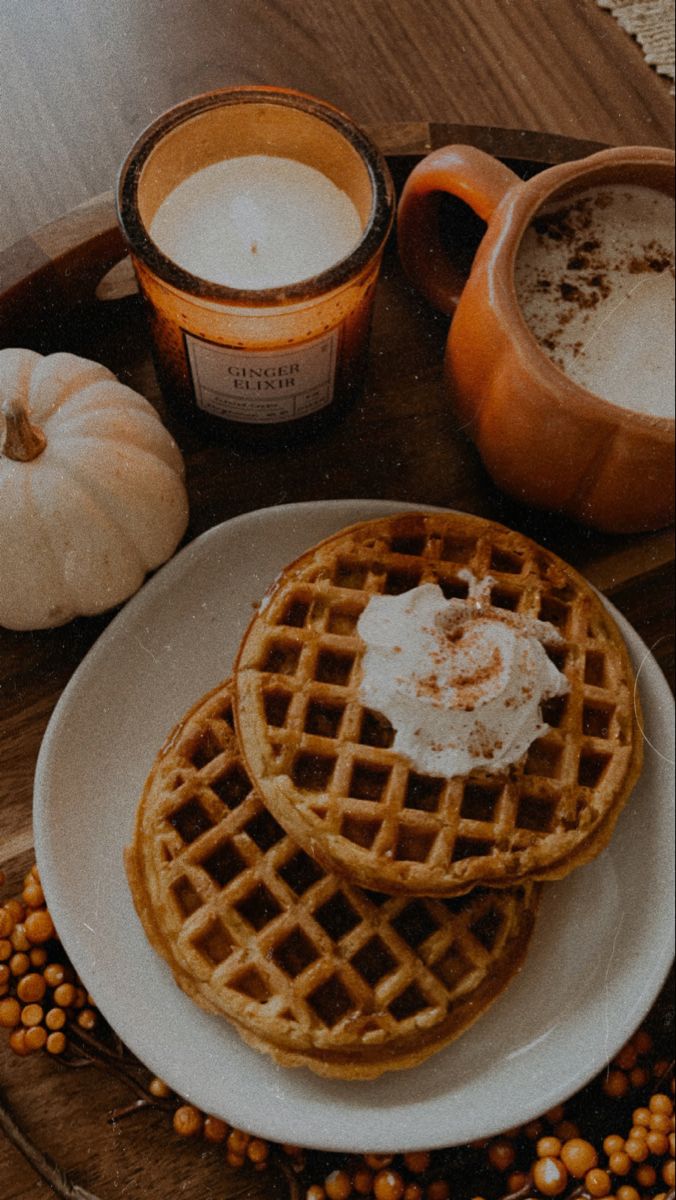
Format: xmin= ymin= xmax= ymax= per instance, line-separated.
xmin=515 ymin=184 xmax=675 ymax=418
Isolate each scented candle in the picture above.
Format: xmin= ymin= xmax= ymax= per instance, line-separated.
xmin=149 ymin=156 xmax=362 ymax=291
xmin=117 ymin=88 xmax=394 ymax=430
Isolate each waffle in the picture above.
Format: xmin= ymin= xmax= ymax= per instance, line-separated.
xmin=125 ymin=681 xmax=539 ymax=1079
xmin=234 ymin=511 xmax=642 ymax=897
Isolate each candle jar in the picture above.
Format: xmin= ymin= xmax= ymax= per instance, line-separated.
xmin=117 ymin=87 xmax=395 ymax=436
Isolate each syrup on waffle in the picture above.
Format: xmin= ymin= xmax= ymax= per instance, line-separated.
xmin=234 ymin=511 xmax=642 ymax=897
xmin=125 ymin=681 xmax=539 ymax=1079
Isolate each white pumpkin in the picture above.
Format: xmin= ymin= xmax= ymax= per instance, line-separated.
xmin=0 ymin=348 xmax=189 ymax=630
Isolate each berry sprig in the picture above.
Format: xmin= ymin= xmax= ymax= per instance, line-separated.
xmin=0 ymin=866 xmax=674 ymax=1200
xmin=0 ymin=865 xmax=97 ymax=1057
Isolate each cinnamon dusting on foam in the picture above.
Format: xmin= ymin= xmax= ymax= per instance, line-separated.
xmin=357 ymin=575 xmax=569 ymax=778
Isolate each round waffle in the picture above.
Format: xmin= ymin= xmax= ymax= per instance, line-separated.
xmin=125 ymin=681 xmax=539 ymax=1080
xmin=233 ymin=511 xmax=643 ymax=897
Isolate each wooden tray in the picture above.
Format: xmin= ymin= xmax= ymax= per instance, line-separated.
xmin=1 ymin=124 xmax=674 ymax=1200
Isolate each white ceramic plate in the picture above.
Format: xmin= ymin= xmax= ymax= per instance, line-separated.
xmin=34 ymin=500 xmax=675 ymax=1153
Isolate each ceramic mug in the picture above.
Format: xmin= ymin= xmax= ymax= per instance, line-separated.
xmin=397 ymin=144 xmax=675 ymax=533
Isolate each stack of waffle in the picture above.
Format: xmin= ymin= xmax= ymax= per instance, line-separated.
xmin=126 ymin=512 xmax=643 ymax=1079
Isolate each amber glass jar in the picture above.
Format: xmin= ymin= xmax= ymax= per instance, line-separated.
xmin=117 ymin=86 xmax=395 ymax=440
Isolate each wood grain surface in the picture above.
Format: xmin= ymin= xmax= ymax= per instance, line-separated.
xmin=0 ymin=0 xmax=674 ymax=255
xmin=0 ymin=1 xmax=674 ymax=1190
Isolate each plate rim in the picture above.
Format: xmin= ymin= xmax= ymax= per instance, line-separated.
xmin=33 ymin=498 xmax=676 ymax=1153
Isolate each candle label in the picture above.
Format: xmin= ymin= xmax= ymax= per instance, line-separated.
xmin=184 ymin=328 xmax=340 ymax=423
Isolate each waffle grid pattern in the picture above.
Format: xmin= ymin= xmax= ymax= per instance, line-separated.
xmin=126 ymin=685 xmax=538 ymax=1076
xmin=234 ymin=513 xmax=641 ymax=896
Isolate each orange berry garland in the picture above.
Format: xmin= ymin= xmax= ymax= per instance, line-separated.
xmin=0 ymin=872 xmax=93 ymax=1059
xmin=0 ymin=866 xmax=674 ymax=1200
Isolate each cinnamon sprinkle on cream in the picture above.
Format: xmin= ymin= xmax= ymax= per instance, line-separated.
xmin=357 ymin=579 xmax=569 ymax=778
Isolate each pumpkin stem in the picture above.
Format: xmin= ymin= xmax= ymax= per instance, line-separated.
xmin=1 ymin=398 xmax=47 ymax=462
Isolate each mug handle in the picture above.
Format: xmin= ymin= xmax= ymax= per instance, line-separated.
xmin=397 ymin=145 xmax=522 ymax=313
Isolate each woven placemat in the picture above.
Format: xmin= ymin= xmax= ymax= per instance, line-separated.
xmin=598 ymin=0 xmax=675 ymax=83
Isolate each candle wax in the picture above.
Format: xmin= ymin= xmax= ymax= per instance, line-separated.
xmin=149 ymin=155 xmax=363 ymax=290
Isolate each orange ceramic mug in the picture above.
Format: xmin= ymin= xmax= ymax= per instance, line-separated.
xmin=397 ymin=145 xmax=675 ymax=533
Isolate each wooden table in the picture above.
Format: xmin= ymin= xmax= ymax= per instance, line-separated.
xmin=1 ymin=3 xmax=674 ymax=1197
xmin=0 ymin=0 xmax=674 ymax=253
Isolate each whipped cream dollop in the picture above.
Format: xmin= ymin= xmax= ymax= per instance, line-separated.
xmin=357 ymin=577 xmax=569 ymax=778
